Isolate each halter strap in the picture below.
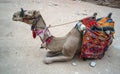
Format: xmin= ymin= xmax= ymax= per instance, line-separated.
xmin=35 ymin=26 xmax=52 ymax=44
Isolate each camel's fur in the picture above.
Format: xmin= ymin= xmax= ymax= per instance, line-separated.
xmin=12 ymin=9 xmax=82 ymax=64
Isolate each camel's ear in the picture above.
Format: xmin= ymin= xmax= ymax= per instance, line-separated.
xmin=33 ymin=11 xmax=40 ymax=17
xmin=33 ymin=10 xmax=40 ymax=15
xmin=20 ymin=8 xmax=24 ymax=17
xmin=21 ymin=8 xmax=24 ymax=11
xmin=92 ymin=12 xmax=97 ymax=19
xmin=107 ymin=13 xmax=112 ymax=18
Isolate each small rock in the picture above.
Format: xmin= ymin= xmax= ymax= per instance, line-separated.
xmin=72 ymin=62 xmax=77 ymax=66
xmin=90 ymin=61 xmax=96 ymax=67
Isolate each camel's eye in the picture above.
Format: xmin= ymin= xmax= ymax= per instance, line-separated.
xmin=24 ymin=15 xmax=29 ymax=17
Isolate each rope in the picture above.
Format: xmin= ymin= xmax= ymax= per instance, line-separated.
xmin=49 ymin=19 xmax=81 ymax=28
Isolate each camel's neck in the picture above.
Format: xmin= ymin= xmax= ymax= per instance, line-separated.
xmin=33 ymin=16 xmax=81 ymax=50
xmin=35 ymin=15 xmax=46 ymax=30
xmin=32 ymin=15 xmax=52 ymax=46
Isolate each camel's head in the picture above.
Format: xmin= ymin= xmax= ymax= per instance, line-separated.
xmin=12 ymin=8 xmax=40 ymax=25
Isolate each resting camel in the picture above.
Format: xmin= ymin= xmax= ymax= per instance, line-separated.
xmin=12 ymin=9 xmax=100 ymax=64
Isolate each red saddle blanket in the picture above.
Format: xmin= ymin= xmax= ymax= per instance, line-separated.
xmin=80 ymin=16 xmax=114 ymax=59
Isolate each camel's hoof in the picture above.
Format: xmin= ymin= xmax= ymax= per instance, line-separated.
xmin=44 ymin=57 xmax=53 ymax=64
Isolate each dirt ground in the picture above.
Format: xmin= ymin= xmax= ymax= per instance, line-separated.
xmin=81 ymin=0 xmax=120 ymax=8
xmin=0 ymin=0 xmax=120 ymax=74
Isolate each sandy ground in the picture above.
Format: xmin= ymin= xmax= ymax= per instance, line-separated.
xmin=0 ymin=0 xmax=120 ymax=74
xmin=80 ymin=0 xmax=120 ymax=8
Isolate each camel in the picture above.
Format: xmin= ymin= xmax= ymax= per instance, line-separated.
xmin=13 ymin=8 xmax=112 ymax=64
xmin=12 ymin=8 xmax=89 ymax=64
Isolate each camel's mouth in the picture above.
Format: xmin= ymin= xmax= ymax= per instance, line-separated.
xmin=12 ymin=16 xmax=21 ymax=21
xmin=12 ymin=11 xmax=23 ymax=21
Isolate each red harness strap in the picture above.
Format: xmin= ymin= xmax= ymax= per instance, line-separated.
xmin=32 ymin=29 xmax=37 ymax=38
xmin=45 ymin=36 xmax=53 ymax=44
xmin=32 ymin=27 xmax=52 ymax=45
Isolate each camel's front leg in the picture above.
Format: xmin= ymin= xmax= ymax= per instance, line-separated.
xmin=44 ymin=45 xmax=77 ymax=64
xmin=44 ymin=55 xmax=73 ymax=64
xmin=44 ymin=37 xmax=79 ymax=64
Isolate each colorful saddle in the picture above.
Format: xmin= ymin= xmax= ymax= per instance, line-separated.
xmin=78 ymin=13 xmax=115 ymax=59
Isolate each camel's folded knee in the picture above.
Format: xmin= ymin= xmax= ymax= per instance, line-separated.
xmin=46 ymin=51 xmax=62 ymax=57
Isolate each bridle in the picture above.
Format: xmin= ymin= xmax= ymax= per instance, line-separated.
xmin=20 ymin=8 xmax=41 ymax=25
xmin=20 ymin=9 xmax=52 ymax=48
